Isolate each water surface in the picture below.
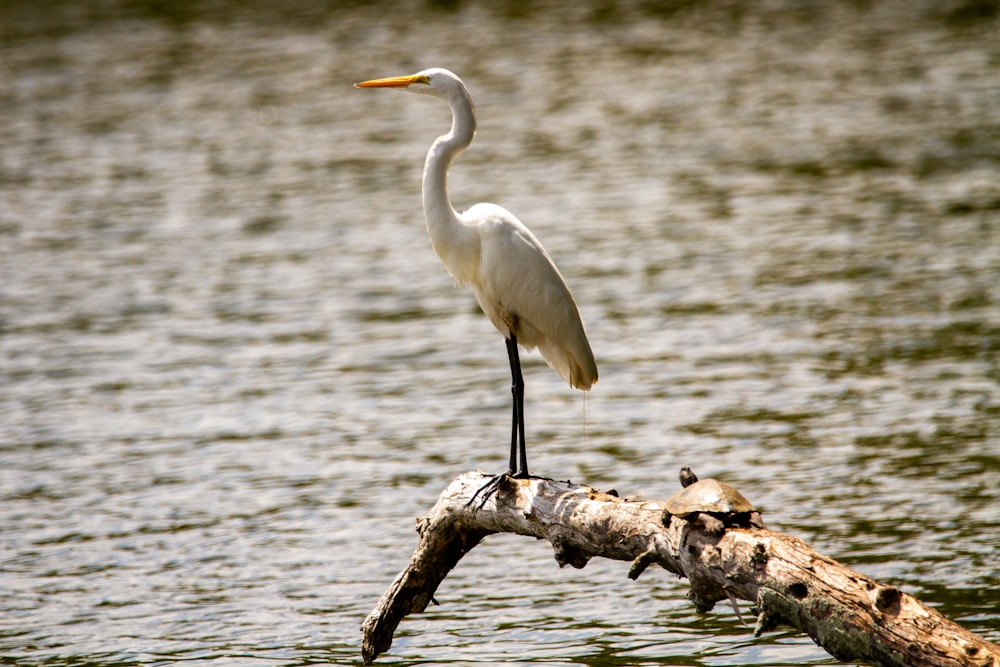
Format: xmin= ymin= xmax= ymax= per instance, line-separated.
xmin=2 ymin=1 xmax=998 ymax=665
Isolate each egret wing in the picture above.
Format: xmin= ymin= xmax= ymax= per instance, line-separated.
xmin=466 ymin=204 xmax=597 ymax=389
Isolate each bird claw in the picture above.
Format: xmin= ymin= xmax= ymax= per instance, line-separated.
xmin=465 ymin=472 xmax=510 ymax=511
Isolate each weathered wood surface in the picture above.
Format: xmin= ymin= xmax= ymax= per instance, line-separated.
xmin=361 ymin=472 xmax=999 ymax=666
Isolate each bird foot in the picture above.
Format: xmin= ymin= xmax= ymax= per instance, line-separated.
xmin=465 ymin=470 xmax=557 ymax=511
xmin=465 ymin=472 xmax=510 ymax=511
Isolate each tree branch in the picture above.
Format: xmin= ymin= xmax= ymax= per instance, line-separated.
xmin=361 ymin=471 xmax=999 ymax=667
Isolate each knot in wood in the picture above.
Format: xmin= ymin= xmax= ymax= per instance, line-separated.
xmin=688 ymin=589 xmax=718 ymax=614
xmin=552 ymin=537 xmax=591 ymax=569
xmin=873 ymin=585 xmax=901 ymax=614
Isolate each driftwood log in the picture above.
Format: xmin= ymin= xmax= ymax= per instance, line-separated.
xmin=362 ymin=471 xmax=999 ymax=666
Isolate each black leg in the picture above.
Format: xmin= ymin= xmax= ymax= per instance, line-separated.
xmin=465 ymin=335 xmax=528 ymax=512
xmin=505 ymin=339 xmax=518 ymax=475
xmin=506 ymin=335 xmax=528 ymax=478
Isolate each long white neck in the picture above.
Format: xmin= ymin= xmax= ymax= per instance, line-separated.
xmin=421 ymin=86 xmax=480 ymax=285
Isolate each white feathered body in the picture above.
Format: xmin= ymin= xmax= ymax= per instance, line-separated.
xmin=436 ymin=202 xmax=596 ymax=390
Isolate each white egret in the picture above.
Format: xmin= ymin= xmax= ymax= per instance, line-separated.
xmin=355 ymin=68 xmax=597 ymax=480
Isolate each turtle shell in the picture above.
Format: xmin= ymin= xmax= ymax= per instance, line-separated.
xmin=665 ymin=478 xmax=756 ymax=518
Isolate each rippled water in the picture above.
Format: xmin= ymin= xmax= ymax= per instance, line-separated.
xmin=2 ymin=1 xmax=998 ymax=665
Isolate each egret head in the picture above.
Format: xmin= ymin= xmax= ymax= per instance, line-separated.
xmin=355 ymin=68 xmax=465 ymax=101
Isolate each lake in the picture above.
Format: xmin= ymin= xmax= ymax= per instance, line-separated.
xmin=1 ymin=1 xmax=998 ymax=665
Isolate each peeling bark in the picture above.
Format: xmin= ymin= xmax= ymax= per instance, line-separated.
xmin=361 ymin=472 xmax=999 ymax=667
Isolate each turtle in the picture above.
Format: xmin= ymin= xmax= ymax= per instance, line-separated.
xmin=664 ymin=467 xmax=765 ymax=534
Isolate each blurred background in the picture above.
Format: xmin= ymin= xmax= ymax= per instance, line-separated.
xmin=1 ymin=1 xmax=998 ymax=665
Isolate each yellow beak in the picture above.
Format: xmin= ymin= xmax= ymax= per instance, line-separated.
xmin=354 ymin=74 xmax=429 ymax=89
